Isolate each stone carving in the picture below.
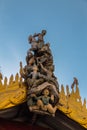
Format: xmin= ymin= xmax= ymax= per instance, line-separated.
xmin=21 ymin=30 xmax=59 ymax=116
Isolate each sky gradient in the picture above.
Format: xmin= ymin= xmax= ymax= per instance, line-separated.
xmin=0 ymin=0 xmax=87 ymax=101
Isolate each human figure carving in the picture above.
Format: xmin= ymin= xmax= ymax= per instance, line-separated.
xmin=27 ymin=64 xmax=44 ymax=88
xmin=26 ymin=51 xmax=35 ymax=66
xmin=28 ymin=35 xmax=38 ymax=52
xmin=29 ymin=88 xmax=57 ymax=115
xmin=33 ymin=30 xmax=46 ymax=48
xmin=21 ymin=30 xmax=59 ymax=116
xmin=39 ymin=62 xmax=59 ymax=91
xmin=71 ymin=77 xmax=79 ymax=89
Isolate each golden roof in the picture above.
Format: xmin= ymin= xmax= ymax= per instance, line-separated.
xmin=0 ymin=70 xmax=87 ymax=129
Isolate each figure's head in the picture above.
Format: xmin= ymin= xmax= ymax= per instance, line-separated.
xmin=42 ymin=30 xmax=46 ymax=35
xmin=27 ymin=51 xmax=33 ymax=57
xmin=32 ymin=64 xmax=38 ymax=71
xmin=43 ymin=89 xmax=50 ymax=96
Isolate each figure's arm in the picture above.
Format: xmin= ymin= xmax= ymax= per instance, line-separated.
xmin=40 ymin=63 xmax=52 ymax=76
xmin=37 ymin=96 xmax=42 ymax=100
xmin=39 ymin=63 xmax=47 ymax=72
xmin=27 ymin=72 xmax=32 ymax=78
xmin=30 ymin=93 xmax=38 ymax=101
xmin=31 ymin=93 xmax=36 ymax=97
xmin=51 ymin=95 xmax=54 ymax=102
xmin=33 ymin=33 xmax=40 ymax=37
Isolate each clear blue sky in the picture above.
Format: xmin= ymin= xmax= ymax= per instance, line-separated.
xmin=0 ymin=0 xmax=87 ymax=101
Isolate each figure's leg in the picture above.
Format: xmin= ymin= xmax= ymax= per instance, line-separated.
xmin=47 ymin=104 xmax=57 ymax=114
xmin=32 ymin=79 xmax=44 ymax=88
xmin=27 ymin=78 xmax=33 ymax=88
xmin=37 ymin=99 xmax=43 ymax=108
xmin=37 ymin=100 xmax=48 ymax=111
xmin=29 ymin=105 xmax=39 ymax=111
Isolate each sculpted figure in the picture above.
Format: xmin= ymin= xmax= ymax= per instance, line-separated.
xmin=39 ymin=62 xmax=59 ymax=91
xmin=26 ymin=51 xmax=35 ymax=66
xmin=28 ymin=35 xmax=38 ymax=52
xmin=29 ymin=88 xmax=57 ymax=115
xmin=27 ymin=64 xmax=44 ymax=88
xmin=71 ymin=77 xmax=79 ymax=89
xmin=21 ymin=30 xmax=59 ymax=116
xmin=33 ymin=30 xmax=46 ymax=48
xmin=28 ymin=30 xmax=46 ymax=52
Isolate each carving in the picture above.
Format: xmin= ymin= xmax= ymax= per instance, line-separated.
xmin=21 ymin=30 xmax=59 ymax=116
